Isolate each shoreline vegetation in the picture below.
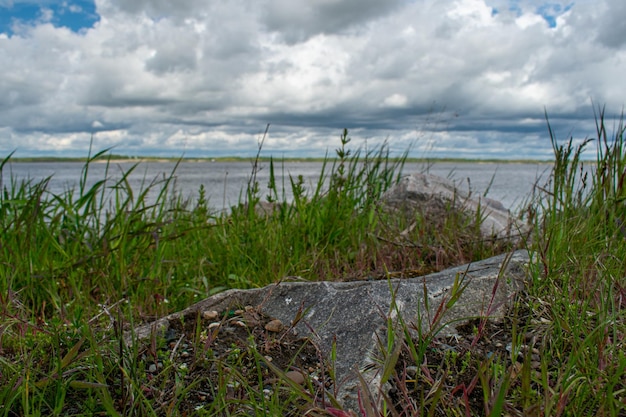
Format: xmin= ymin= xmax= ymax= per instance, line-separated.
xmin=1 ymin=112 xmax=625 ymax=416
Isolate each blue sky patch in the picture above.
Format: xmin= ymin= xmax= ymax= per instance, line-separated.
xmin=0 ymin=1 xmax=99 ymax=35
xmin=536 ymin=2 xmax=573 ymax=27
xmin=489 ymin=1 xmax=575 ymax=27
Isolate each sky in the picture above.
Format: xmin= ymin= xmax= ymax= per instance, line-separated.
xmin=0 ymin=0 xmax=624 ymax=159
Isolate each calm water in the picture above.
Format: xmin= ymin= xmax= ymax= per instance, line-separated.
xmin=2 ymin=160 xmax=552 ymax=212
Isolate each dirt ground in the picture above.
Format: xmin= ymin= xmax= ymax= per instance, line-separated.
xmin=128 ymin=305 xmax=331 ymax=416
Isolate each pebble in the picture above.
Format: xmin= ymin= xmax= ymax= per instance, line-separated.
xmin=265 ymin=319 xmax=283 ymax=332
xmin=406 ymin=366 xmax=418 ymax=378
xmin=285 ymin=370 xmax=305 ymax=385
xmin=208 ymin=322 xmax=220 ymax=330
xmin=202 ymin=310 xmax=219 ymax=320
xmin=147 ymin=362 xmax=163 ymax=373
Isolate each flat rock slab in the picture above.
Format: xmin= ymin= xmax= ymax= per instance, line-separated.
xmin=131 ymin=250 xmax=529 ymax=411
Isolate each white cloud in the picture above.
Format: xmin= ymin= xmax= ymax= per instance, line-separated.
xmin=0 ymin=0 xmax=624 ymax=159
xmin=382 ymin=94 xmax=408 ymax=108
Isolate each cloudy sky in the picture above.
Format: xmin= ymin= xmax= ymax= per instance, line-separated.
xmin=0 ymin=0 xmax=624 ymax=159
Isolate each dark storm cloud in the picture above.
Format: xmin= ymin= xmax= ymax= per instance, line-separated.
xmin=261 ymin=0 xmax=404 ymax=43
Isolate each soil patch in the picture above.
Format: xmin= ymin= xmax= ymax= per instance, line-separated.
xmin=124 ymin=305 xmax=331 ymax=416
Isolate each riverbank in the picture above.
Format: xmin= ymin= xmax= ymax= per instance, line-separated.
xmin=6 ymin=155 xmax=555 ymax=164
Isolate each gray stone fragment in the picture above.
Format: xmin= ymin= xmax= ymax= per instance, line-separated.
xmin=129 ymin=250 xmax=529 ymax=412
xmin=382 ymin=173 xmax=530 ymax=241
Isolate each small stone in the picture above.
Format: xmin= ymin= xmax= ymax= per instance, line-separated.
xmin=147 ymin=361 xmax=162 ymax=372
xmin=233 ymin=320 xmax=247 ymax=328
xmin=202 ymin=310 xmax=219 ymax=320
xmin=531 ymin=361 xmax=541 ymax=369
xmin=265 ymin=319 xmax=283 ymax=332
xmin=244 ymin=305 xmax=254 ymax=312
xmin=234 ymin=309 xmax=244 ymax=315
xmin=406 ymin=366 xmax=418 ymax=378
xmin=285 ymin=370 xmax=305 ymax=385
xmin=208 ymin=322 xmax=220 ymax=330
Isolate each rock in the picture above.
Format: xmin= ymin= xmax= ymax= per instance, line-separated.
xmin=129 ymin=250 xmax=529 ymax=412
xmin=285 ymin=370 xmax=305 ymax=385
xmin=264 ymin=319 xmax=283 ymax=332
xmin=202 ymin=310 xmax=219 ymax=320
xmin=381 ymin=173 xmax=529 ymax=241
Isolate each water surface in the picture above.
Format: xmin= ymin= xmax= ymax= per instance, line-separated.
xmin=2 ymin=160 xmax=551 ymax=212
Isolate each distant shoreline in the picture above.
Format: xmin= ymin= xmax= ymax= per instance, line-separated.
xmin=5 ymin=156 xmax=555 ymax=164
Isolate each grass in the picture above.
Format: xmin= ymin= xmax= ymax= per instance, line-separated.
xmin=366 ymin=107 xmax=626 ymax=416
xmin=0 ymin=109 xmax=624 ymax=416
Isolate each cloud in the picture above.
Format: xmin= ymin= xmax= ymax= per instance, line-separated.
xmin=0 ymin=0 xmax=624 ymax=159
xmin=591 ymin=1 xmax=626 ymax=48
xmin=260 ymin=0 xmax=404 ymax=44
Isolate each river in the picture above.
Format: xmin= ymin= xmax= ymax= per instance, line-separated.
xmin=1 ymin=160 xmax=552 ymax=212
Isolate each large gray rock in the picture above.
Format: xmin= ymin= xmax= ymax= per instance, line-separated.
xmin=382 ymin=173 xmax=529 ymax=241
xmin=130 ymin=250 xmax=529 ymax=411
